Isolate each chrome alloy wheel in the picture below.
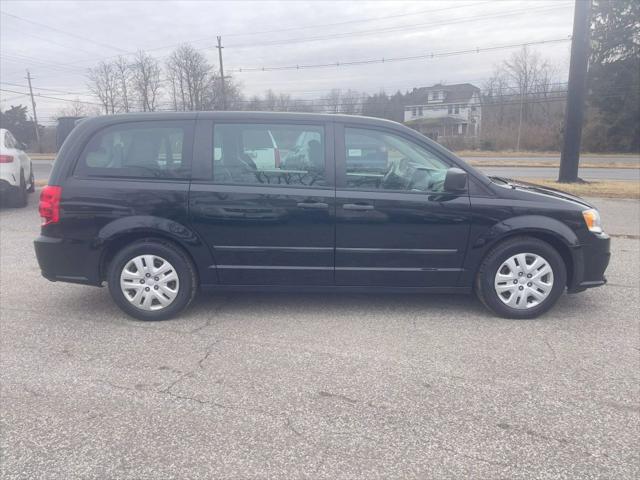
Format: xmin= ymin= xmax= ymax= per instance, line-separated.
xmin=120 ymin=255 xmax=179 ymax=311
xmin=494 ymin=253 xmax=554 ymax=309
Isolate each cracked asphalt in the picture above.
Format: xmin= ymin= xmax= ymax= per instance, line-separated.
xmin=1 ymin=195 xmax=639 ymax=479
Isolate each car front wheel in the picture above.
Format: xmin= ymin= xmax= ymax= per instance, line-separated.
xmin=476 ymin=236 xmax=567 ymax=319
xmin=108 ymin=240 xmax=197 ymax=321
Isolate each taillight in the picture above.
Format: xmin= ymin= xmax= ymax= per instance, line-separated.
xmin=39 ymin=185 xmax=62 ymax=226
xmin=0 ymin=155 xmax=14 ymax=163
xmin=274 ymin=148 xmax=281 ymax=168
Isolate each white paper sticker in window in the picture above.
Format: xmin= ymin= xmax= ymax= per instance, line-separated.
xmin=348 ymin=149 xmax=362 ymax=157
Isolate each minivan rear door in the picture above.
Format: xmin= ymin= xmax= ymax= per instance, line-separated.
xmin=334 ymin=123 xmax=471 ymax=287
xmin=189 ymin=118 xmax=335 ymax=286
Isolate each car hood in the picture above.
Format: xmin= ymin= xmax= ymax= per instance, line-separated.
xmin=492 ymin=177 xmax=595 ymax=209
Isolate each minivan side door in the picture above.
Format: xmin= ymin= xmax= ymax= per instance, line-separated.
xmin=334 ymin=124 xmax=471 ymax=287
xmin=189 ymin=119 xmax=335 ymax=286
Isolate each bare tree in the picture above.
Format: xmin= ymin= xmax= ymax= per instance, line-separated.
xmin=55 ymin=98 xmax=97 ymax=118
xmin=87 ymin=61 xmax=118 ymax=114
xmin=113 ymin=56 xmax=132 ymax=113
xmin=166 ymin=45 xmax=213 ymax=111
xmin=206 ymin=73 xmax=243 ymax=110
xmin=246 ymin=95 xmax=262 ymax=111
xmin=262 ymin=89 xmax=278 ymax=111
xmin=322 ymin=89 xmax=342 ymax=113
xmin=131 ymin=51 xmax=162 ymax=112
xmin=503 ymin=46 xmax=551 ymax=122
xmin=340 ymin=89 xmax=362 ymax=115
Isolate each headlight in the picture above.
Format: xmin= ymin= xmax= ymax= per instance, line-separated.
xmin=582 ymin=209 xmax=603 ymax=234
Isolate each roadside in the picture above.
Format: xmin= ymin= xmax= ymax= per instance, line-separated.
xmin=516 ymin=179 xmax=640 ymax=200
xmin=29 ymin=152 xmax=640 ymax=169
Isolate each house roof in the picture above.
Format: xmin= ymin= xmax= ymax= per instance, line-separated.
xmin=405 ymin=83 xmax=480 ymax=105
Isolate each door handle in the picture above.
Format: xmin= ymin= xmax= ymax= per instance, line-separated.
xmin=343 ymin=203 xmax=374 ymax=211
xmin=297 ymin=201 xmax=329 ymax=209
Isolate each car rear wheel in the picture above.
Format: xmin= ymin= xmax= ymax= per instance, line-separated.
xmin=108 ymin=240 xmax=197 ymax=321
xmin=475 ymin=236 xmax=567 ymax=319
xmin=8 ymin=170 xmax=28 ymax=208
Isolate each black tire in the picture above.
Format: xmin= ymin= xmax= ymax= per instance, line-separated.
xmin=27 ymin=169 xmax=35 ymax=193
xmin=8 ymin=170 xmax=28 ymax=208
xmin=475 ymin=236 xmax=567 ymax=319
xmin=107 ymin=239 xmax=197 ymax=321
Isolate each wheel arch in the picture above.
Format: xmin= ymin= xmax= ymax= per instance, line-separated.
xmin=468 ymin=215 xmax=580 ymax=289
xmin=96 ymin=216 xmax=215 ymax=284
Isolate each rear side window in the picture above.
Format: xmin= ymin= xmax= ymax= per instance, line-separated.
xmin=75 ymin=121 xmax=192 ymax=179
xmin=212 ymin=123 xmax=327 ymax=187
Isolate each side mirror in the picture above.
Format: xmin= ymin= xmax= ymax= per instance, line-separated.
xmin=444 ymin=167 xmax=468 ymax=192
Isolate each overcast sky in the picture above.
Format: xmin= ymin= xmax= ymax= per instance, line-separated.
xmin=0 ymin=0 xmax=576 ymax=124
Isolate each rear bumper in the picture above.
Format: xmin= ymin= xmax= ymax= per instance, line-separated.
xmin=34 ymin=235 xmax=102 ymax=286
xmin=567 ymin=233 xmax=611 ymax=293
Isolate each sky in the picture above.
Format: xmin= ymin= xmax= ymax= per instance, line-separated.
xmin=0 ymin=0 xmax=576 ymax=125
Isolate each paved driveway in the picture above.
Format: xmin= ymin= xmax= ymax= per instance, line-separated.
xmin=1 ymin=196 xmax=638 ymax=479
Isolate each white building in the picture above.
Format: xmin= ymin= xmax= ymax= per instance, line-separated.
xmin=403 ymin=83 xmax=481 ymax=140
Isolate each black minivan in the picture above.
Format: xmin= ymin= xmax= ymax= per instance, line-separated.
xmin=35 ymin=112 xmax=610 ymax=320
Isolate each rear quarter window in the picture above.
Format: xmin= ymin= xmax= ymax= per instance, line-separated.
xmin=75 ymin=121 xmax=193 ymax=179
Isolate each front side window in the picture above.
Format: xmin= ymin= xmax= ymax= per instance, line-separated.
xmin=345 ymin=127 xmax=449 ymax=193
xmin=213 ymin=123 xmax=327 ymax=187
xmin=76 ymin=122 xmax=189 ymax=179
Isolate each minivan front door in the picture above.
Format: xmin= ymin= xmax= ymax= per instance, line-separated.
xmin=189 ymin=119 xmax=335 ymax=286
xmin=335 ymin=125 xmax=471 ymax=287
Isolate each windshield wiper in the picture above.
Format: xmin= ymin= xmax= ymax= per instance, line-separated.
xmin=488 ymin=175 xmax=510 ymax=184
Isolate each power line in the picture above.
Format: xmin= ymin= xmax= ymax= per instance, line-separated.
xmin=0 ymin=81 xmax=88 ymax=96
xmin=223 ymin=3 xmax=572 ymax=49
xmin=221 ymin=1 xmax=494 ymax=39
xmin=0 ymin=10 xmax=128 ymax=53
xmin=16 ymin=1 xmax=495 ymax=71
xmin=0 ymin=88 xmax=103 ymax=106
xmin=2 ymin=1 xmax=571 ymax=76
xmin=227 ymin=38 xmax=572 ymax=73
xmin=0 ymin=22 xmax=113 ymax=60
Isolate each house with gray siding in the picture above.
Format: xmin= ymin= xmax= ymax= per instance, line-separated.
xmin=403 ymin=83 xmax=481 ymax=140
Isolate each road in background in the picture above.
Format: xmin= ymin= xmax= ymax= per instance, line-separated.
xmin=480 ymin=166 xmax=640 ymax=181
xmin=1 ymin=196 xmax=638 ymax=479
xmin=32 ymin=157 xmax=640 ymax=183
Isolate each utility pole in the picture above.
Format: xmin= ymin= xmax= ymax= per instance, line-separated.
xmin=558 ymin=0 xmax=591 ymax=183
xmin=216 ymin=36 xmax=226 ymax=110
xmin=26 ymin=70 xmax=42 ymax=153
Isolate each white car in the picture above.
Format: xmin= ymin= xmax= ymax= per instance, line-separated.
xmin=0 ymin=128 xmax=35 ymax=207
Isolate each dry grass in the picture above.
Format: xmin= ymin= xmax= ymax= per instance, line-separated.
xmin=468 ymin=160 xmax=639 ymax=169
xmin=515 ymin=179 xmax=640 ymax=199
xmin=457 ymin=150 xmax=640 ymax=158
xmin=29 ymin=154 xmax=56 ymax=161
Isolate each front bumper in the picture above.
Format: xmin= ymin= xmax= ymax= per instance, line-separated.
xmin=34 ymin=235 xmax=103 ymax=286
xmin=567 ymin=233 xmax=611 ymax=293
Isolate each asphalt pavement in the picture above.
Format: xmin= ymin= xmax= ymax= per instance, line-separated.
xmin=480 ymin=166 xmax=640 ymax=181
xmin=1 ymin=195 xmax=639 ymax=479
